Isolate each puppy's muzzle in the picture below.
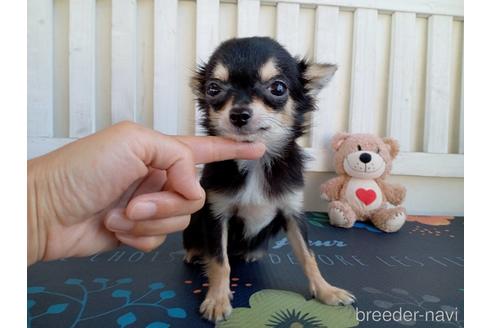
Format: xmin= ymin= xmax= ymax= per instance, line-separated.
xmin=229 ymin=107 xmax=252 ymax=128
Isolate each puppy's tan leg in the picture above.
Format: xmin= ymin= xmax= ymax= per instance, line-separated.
xmin=200 ymin=257 xmax=232 ymax=321
xmin=199 ymin=222 xmax=232 ymax=322
xmin=286 ymin=219 xmax=355 ymax=305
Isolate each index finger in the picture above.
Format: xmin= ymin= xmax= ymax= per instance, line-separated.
xmin=175 ymin=136 xmax=266 ymax=164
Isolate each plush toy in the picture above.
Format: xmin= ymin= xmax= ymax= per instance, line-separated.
xmin=320 ymin=133 xmax=407 ymax=232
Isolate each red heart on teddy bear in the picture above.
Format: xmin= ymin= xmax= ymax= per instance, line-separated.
xmin=356 ymin=188 xmax=377 ymax=205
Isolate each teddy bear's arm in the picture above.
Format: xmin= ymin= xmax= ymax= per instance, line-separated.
xmin=320 ymin=176 xmax=346 ymax=201
xmin=377 ymin=180 xmax=406 ymax=205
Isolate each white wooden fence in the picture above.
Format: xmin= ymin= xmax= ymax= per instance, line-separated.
xmin=28 ymin=0 xmax=463 ymax=180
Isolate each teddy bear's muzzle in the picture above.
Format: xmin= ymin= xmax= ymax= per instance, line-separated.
xmin=359 ymin=152 xmax=372 ymax=164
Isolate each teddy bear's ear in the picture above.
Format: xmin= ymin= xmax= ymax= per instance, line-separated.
xmin=331 ymin=132 xmax=350 ymax=151
xmin=383 ymin=137 xmax=400 ymax=158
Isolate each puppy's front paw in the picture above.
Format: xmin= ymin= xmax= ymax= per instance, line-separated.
xmin=312 ymin=282 xmax=356 ymax=306
xmin=200 ymin=293 xmax=233 ymax=322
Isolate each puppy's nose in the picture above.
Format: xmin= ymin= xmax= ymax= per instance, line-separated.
xmin=359 ymin=152 xmax=372 ymax=164
xmin=229 ymin=107 xmax=252 ymax=127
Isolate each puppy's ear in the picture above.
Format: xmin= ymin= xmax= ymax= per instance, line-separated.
xmin=190 ymin=64 xmax=206 ymax=97
xmin=300 ymin=60 xmax=337 ymax=96
xmin=383 ymin=137 xmax=400 ymax=159
xmin=331 ymin=132 xmax=350 ymax=151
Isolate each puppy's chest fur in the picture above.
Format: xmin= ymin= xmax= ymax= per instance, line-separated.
xmin=208 ymin=159 xmax=303 ymax=239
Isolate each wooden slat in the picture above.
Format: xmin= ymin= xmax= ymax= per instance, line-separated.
xmin=276 ymin=3 xmax=300 ymax=55
xmin=386 ymin=12 xmax=416 ymax=151
xmin=249 ymin=0 xmax=463 ymax=18
xmin=27 ymin=137 xmax=464 ymax=178
xmin=391 ymin=152 xmax=463 ymax=177
xmin=111 ymin=0 xmax=137 ymax=123
xmin=69 ymin=0 xmax=96 ymax=138
xmin=195 ymin=0 xmax=220 ymax=135
xmin=423 ymin=15 xmax=452 ymax=153
xmin=154 ymin=0 xmax=178 ymax=134
xmin=304 ymin=147 xmax=463 ymax=177
xmin=27 ymin=0 xmax=54 ymax=137
xmin=311 ymin=5 xmax=339 ymax=149
xmin=237 ymin=0 xmax=260 ymax=37
xmin=459 ymin=61 xmax=464 ymax=154
xmin=348 ymin=8 xmax=378 ymax=133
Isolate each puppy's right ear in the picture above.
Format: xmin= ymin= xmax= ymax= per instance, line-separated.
xmin=331 ymin=132 xmax=350 ymax=151
xmin=190 ymin=64 xmax=206 ymax=97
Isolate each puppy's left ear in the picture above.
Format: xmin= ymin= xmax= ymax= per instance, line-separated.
xmin=383 ymin=137 xmax=400 ymax=159
xmin=300 ymin=61 xmax=337 ymax=96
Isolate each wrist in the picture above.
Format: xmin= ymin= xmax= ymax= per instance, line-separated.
xmin=27 ymin=158 xmax=49 ymax=265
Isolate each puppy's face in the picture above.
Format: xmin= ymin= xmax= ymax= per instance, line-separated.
xmin=192 ymin=37 xmax=336 ymax=154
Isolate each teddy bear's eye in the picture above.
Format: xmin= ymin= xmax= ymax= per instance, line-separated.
xmin=357 ymin=145 xmax=362 ymax=151
xmin=377 ymin=147 xmax=380 ymax=153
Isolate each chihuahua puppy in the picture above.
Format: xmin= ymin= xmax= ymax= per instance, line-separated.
xmin=183 ymin=37 xmax=355 ymax=322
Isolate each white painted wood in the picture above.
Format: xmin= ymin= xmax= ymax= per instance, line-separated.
xmin=391 ymin=152 xmax=463 ymax=177
xmin=195 ymin=0 xmax=220 ymax=135
xmin=459 ymin=61 xmax=464 ymax=154
xmin=348 ymin=8 xmax=378 ymax=133
xmin=311 ymin=5 xmax=339 ymax=149
xmin=27 ymin=137 xmax=463 ymax=178
xmin=304 ymin=147 xmax=463 ymax=177
xmin=27 ymin=0 xmax=464 ymax=216
xmin=69 ymin=0 xmax=96 ymax=138
xmin=28 ymin=138 xmax=74 ymax=160
xmin=237 ymin=0 xmax=260 ymax=37
xmin=386 ymin=12 xmax=416 ymax=151
xmin=154 ymin=0 xmax=178 ymax=135
xmin=111 ymin=0 xmax=137 ymax=123
xmin=276 ymin=3 xmax=300 ymax=55
xmin=423 ymin=15 xmax=452 ymax=153
xmin=27 ymin=0 xmax=54 ymax=137
xmin=246 ymin=0 xmax=463 ymax=17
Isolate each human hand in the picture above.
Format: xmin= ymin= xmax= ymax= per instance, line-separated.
xmin=28 ymin=122 xmax=265 ymax=265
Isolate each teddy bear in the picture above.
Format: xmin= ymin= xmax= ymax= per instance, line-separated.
xmin=320 ymin=133 xmax=407 ymax=232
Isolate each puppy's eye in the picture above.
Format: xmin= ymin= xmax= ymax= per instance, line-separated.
xmin=269 ymin=81 xmax=287 ymax=97
xmin=206 ymin=82 xmax=222 ymax=97
xmin=357 ymin=145 xmax=362 ymax=151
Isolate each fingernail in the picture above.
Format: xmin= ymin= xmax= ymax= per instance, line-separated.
xmin=187 ymin=180 xmax=204 ymax=200
xmin=254 ymin=143 xmax=266 ymax=156
xmin=196 ymin=181 xmax=205 ymax=197
xmin=107 ymin=212 xmax=134 ymax=232
xmin=129 ymin=202 xmax=157 ymax=220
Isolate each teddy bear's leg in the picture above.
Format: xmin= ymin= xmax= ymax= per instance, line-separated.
xmin=328 ymin=201 xmax=357 ymax=228
xmin=371 ymin=206 xmax=407 ymax=233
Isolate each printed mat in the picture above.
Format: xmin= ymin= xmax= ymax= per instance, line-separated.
xmin=28 ymin=212 xmax=464 ymax=327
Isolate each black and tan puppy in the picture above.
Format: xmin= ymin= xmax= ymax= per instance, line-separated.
xmin=183 ymin=37 xmax=355 ymax=322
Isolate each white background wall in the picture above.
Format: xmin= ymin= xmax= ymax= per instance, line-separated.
xmin=28 ymin=0 xmax=464 ymax=215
